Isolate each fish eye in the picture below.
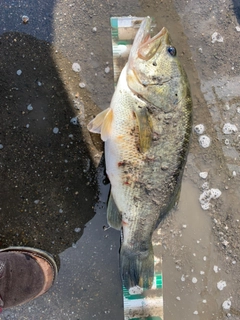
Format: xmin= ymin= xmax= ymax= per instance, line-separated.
xmin=167 ymin=46 xmax=177 ymax=57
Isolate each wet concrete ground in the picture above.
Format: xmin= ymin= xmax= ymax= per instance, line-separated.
xmin=0 ymin=0 xmax=240 ymax=319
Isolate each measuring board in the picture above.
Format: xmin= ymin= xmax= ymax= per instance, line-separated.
xmin=110 ymin=17 xmax=164 ymax=320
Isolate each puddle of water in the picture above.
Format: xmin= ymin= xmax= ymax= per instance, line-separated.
xmin=163 ymin=178 xmax=233 ymax=320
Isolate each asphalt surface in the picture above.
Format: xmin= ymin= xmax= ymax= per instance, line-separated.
xmin=0 ymin=0 xmax=240 ymax=319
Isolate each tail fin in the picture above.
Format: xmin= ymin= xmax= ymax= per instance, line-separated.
xmin=120 ymin=243 xmax=154 ymax=289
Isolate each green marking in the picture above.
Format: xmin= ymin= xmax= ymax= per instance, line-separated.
xmin=155 ymin=274 xmax=163 ymax=289
xmin=110 ymin=17 xmax=118 ymax=28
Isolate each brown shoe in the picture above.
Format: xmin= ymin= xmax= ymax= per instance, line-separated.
xmin=0 ymin=246 xmax=58 ymax=309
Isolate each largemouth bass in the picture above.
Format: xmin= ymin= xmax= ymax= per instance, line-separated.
xmin=88 ymin=17 xmax=192 ymax=289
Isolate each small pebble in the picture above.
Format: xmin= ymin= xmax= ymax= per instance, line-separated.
xmin=181 ymin=275 xmax=185 ymax=281
xmin=236 ymin=26 xmax=240 ymax=32
xmin=105 ymin=66 xmax=110 ymax=74
xmin=72 ymin=243 xmax=77 ymax=248
xmin=72 ymin=62 xmax=81 ymax=72
xmin=22 ymin=15 xmax=29 ymax=24
xmin=0 ymin=144 xmax=3 ymax=150
xmin=199 ymin=172 xmax=208 ymax=179
xmin=70 ymin=117 xmax=78 ymax=125
xmin=211 ymin=32 xmax=223 ymax=43
xmin=217 ymin=280 xmax=226 ymax=291
xmin=203 ymin=300 xmax=207 ymax=304
xmin=17 ymin=70 xmax=22 ymax=75
xmin=59 ymin=209 xmax=63 ymax=213
xmin=27 ymin=104 xmax=33 ymax=111
xmin=194 ymin=124 xmax=205 ymax=134
xmin=213 ymin=265 xmax=219 ymax=273
xmin=203 ymin=256 xmax=207 ymax=261
xmin=74 ymin=227 xmax=81 ymax=233
xmin=199 ymin=135 xmax=211 ymax=148
xmin=176 ymin=297 xmax=181 ymax=301
xmin=34 ymin=200 xmax=40 ymax=204
xmin=92 ymin=27 xmax=97 ymax=32
xmin=193 ymin=311 xmax=198 ymax=315
xmin=53 ymin=127 xmax=59 ymax=134
xmin=225 ymin=139 xmax=230 ymax=145
xmin=222 ymin=299 xmax=231 ymax=310
xmin=79 ymin=82 xmax=86 ymax=88
xmin=192 ymin=277 xmax=197 ymax=284
xmin=223 ymin=123 xmax=238 ymax=134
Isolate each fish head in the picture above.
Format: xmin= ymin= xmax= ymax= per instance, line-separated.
xmin=127 ymin=17 xmax=189 ymax=112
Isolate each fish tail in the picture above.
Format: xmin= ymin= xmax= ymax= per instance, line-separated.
xmin=120 ymin=243 xmax=154 ymax=289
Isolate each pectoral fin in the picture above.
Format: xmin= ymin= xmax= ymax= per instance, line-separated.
xmin=134 ymin=106 xmax=152 ymax=153
xmin=87 ymin=107 xmax=113 ymax=141
xmin=107 ymin=193 xmax=122 ymax=230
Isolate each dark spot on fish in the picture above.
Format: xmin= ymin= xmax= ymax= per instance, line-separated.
xmin=152 ymin=76 xmax=163 ymax=84
xmin=118 ymin=160 xmax=127 ymax=167
xmin=132 ymin=111 xmax=136 ymax=118
xmin=152 ymin=61 xmax=157 ymax=66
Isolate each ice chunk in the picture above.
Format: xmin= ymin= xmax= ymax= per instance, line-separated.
xmin=222 ymin=299 xmax=231 ymax=310
xmin=217 ymin=280 xmax=226 ymax=291
xmin=199 ymin=172 xmax=208 ymax=179
xmin=211 ymin=32 xmax=223 ymax=43
xmin=199 ymin=135 xmax=211 ymax=148
xmin=222 ymin=123 xmax=237 ymax=134
xmin=72 ymin=63 xmax=81 ymax=72
xmin=194 ymin=124 xmax=205 ymax=134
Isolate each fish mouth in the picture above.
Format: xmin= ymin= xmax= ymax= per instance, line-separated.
xmin=128 ymin=17 xmax=168 ymax=63
xmin=127 ymin=18 xmax=171 ymax=90
xmin=137 ymin=26 xmax=167 ymax=61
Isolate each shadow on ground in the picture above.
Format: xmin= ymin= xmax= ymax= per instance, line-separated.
xmin=0 ymin=32 xmax=99 ymax=265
